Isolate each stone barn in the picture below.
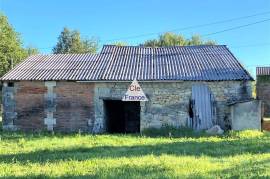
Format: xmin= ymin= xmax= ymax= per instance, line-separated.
xmin=1 ymin=45 xmax=253 ymax=133
xmin=256 ymin=67 xmax=270 ymax=117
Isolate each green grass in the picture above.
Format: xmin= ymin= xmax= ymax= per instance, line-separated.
xmin=0 ymin=127 xmax=269 ymax=179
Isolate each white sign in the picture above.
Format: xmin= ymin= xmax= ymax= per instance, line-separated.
xmin=122 ymin=79 xmax=148 ymax=101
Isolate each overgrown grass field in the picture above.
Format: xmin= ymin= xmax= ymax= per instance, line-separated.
xmin=0 ymin=127 xmax=269 ymax=178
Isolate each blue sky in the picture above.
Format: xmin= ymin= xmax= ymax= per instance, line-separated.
xmin=1 ymin=0 xmax=270 ymax=76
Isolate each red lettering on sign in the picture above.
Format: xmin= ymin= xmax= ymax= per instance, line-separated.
xmin=129 ymin=85 xmax=141 ymax=91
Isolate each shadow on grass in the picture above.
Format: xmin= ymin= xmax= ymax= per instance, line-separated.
xmin=0 ymin=126 xmax=211 ymax=141
xmin=215 ymin=158 xmax=270 ymax=178
xmin=0 ymin=164 xmax=176 ymax=179
xmin=0 ymin=136 xmax=269 ymax=164
xmin=0 ymin=127 xmax=269 ymax=178
xmin=141 ymin=126 xmax=210 ymax=138
xmin=1 ymin=158 xmax=269 ymax=179
xmin=0 ymin=129 xmax=92 ymax=141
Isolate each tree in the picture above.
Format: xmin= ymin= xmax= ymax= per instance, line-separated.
xmin=0 ymin=13 xmax=28 ymax=76
xmin=143 ymin=32 xmax=215 ymax=47
xmin=52 ymin=27 xmax=98 ymax=54
xmin=25 ymin=46 xmax=39 ymax=56
xmin=112 ymin=41 xmax=128 ymax=46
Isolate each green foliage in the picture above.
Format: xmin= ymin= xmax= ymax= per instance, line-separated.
xmin=143 ymin=32 xmax=216 ymax=47
xmin=252 ymin=81 xmax=256 ymax=98
xmin=0 ymin=13 xmax=39 ymax=77
xmin=25 ymin=46 xmax=39 ymax=56
xmin=112 ymin=41 xmax=128 ymax=46
xmin=0 ymin=13 xmax=25 ymax=76
xmin=53 ymin=27 xmax=98 ymax=54
xmin=0 ymin=130 xmax=269 ymax=178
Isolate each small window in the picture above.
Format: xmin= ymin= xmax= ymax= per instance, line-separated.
xmin=8 ymin=82 xmax=14 ymax=87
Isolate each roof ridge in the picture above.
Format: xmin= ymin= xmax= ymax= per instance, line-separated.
xmin=28 ymin=53 xmax=98 ymax=57
xmin=103 ymin=44 xmax=227 ymax=48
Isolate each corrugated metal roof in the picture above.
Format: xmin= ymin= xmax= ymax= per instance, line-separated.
xmin=1 ymin=45 xmax=253 ymax=81
xmin=256 ymin=67 xmax=270 ymax=76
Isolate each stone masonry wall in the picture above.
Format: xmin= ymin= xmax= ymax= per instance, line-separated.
xmin=2 ymin=80 xmax=252 ymax=132
xmin=93 ymin=81 xmax=252 ymax=132
xmin=257 ymin=76 xmax=270 ymax=117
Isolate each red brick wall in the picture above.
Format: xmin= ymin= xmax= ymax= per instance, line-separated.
xmin=14 ymin=81 xmax=47 ymax=131
xmin=54 ymin=82 xmax=95 ymax=132
xmin=12 ymin=81 xmax=95 ymax=132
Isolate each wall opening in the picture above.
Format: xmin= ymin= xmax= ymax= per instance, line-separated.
xmin=104 ymin=100 xmax=140 ymax=133
xmin=7 ymin=82 xmax=14 ymax=87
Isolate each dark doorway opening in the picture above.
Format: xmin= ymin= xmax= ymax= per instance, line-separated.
xmin=104 ymin=100 xmax=140 ymax=133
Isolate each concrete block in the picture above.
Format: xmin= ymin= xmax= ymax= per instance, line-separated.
xmin=231 ymin=100 xmax=261 ymax=130
xmin=45 ymin=81 xmax=56 ymax=87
